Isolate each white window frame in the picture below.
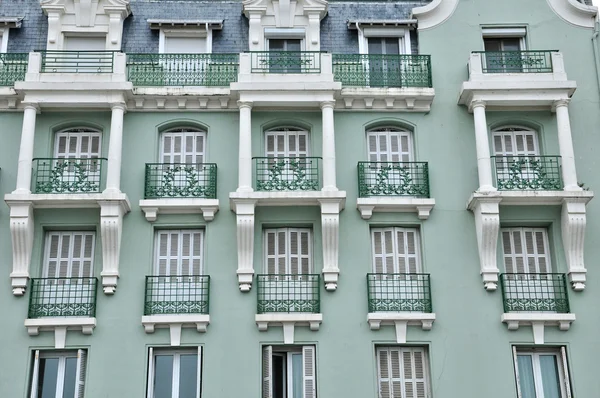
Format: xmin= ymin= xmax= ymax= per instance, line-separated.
xmin=0 ymin=28 xmax=9 ymax=53
xmin=358 ymin=26 xmax=411 ymax=55
xmin=30 ymin=349 xmax=87 ymax=398
xmin=263 ymin=345 xmax=316 ymax=398
xmin=265 ymin=128 xmax=310 ymax=158
xmin=367 ymin=127 xmax=414 ymax=162
xmin=371 ymin=227 xmax=421 ymax=274
xmin=43 ymin=231 xmax=96 ymax=278
xmin=154 ymin=229 xmax=204 ymax=276
xmin=501 ymin=227 xmax=552 ymax=274
xmin=376 ymin=346 xmax=431 ymax=398
xmin=147 ymin=347 xmax=203 ymax=398
xmin=492 ymin=126 xmax=540 ymax=157
xmin=482 ymin=27 xmax=527 ymax=50
xmin=160 ymin=128 xmax=207 ymax=164
xmin=264 ymin=228 xmax=312 ymax=275
xmin=512 ymin=346 xmax=571 ymax=398
xmin=54 ymin=128 xmax=102 ymax=159
xmin=159 ymin=29 xmax=212 ymax=54
xmin=264 ymin=28 xmax=306 ymax=51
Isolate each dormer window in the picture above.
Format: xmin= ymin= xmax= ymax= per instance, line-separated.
xmin=0 ymin=17 xmax=24 ymax=53
xmin=149 ymin=20 xmax=224 ymax=55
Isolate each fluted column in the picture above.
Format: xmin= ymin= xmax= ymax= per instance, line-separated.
xmin=237 ymin=101 xmax=253 ymax=193
xmin=104 ymin=103 xmax=126 ymax=194
xmin=14 ymin=103 xmax=39 ymax=194
xmin=321 ymin=101 xmax=337 ymax=191
xmin=554 ymin=100 xmax=580 ymax=191
xmin=472 ymin=100 xmax=495 ymax=192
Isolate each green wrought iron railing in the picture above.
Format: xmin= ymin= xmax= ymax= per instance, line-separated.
xmin=144 ymin=163 xmax=217 ymax=199
xmin=358 ymin=161 xmax=430 ymax=198
xmin=144 ymin=275 xmax=210 ymax=316
xmin=127 ymin=53 xmax=239 ymax=86
xmin=500 ymin=273 xmax=570 ymax=313
xmin=257 ymin=274 xmax=320 ymax=314
xmin=28 ymin=278 xmax=98 ymax=318
xmin=254 ymin=157 xmax=320 ymax=191
xmin=33 ymin=158 xmax=106 ymax=194
xmin=0 ymin=53 xmax=28 ymax=86
xmin=474 ymin=50 xmax=556 ymax=73
xmin=492 ymin=155 xmax=562 ymax=191
xmin=332 ymin=54 xmax=432 ymax=88
xmin=367 ymin=273 xmax=432 ymax=313
xmin=250 ymin=51 xmax=322 ymax=73
xmin=40 ymin=50 xmax=115 ymax=73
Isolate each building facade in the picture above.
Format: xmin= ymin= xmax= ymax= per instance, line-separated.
xmin=0 ymin=0 xmax=599 ymax=397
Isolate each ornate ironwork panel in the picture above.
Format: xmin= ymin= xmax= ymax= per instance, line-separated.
xmin=144 ymin=275 xmax=210 ymax=315
xmin=144 ymin=163 xmax=217 ymax=199
xmin=255 ymin=157 xmax=320 ymax=191
xmin=358 ymin=161 xmax=429 ymax=197
xmin=367 ymin=273 xmax=432 ymax=313
xmin=500 ymin=273 xmax=570 ymax=313
xmin=332 ymin=54 xmax=432 ymax=88
xmin=476 ymin=50 xmax=555 ymax=73
xmin=40 ymin=51 xmax=115 ymax=73
xmin=127 ymin=53 xmax=239 ymax=86
xmin=492 ymin=156 xmax=562 ymax=191
xmin=256 ymin=274 xmax=320 ymax=314
xmin=250 ymin=51 xmax=322 ymax=73
xmin=28 ymin=278 xmax=98 ymax=318
xmin=33 ymin=158 xmax=106 ymax=194
xmin=0 ymin=53 xmax=28 ymax=86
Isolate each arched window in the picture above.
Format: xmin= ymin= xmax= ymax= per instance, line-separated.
xmin=265 ymin=127 xmax=309 ymax=158
xmin=160 ymin=127 xmax=206 ymax=164
xmin=367 ymin=127 xmax=413 ymax=162
xmin=492 ymin=126 xmax=539 ymax=156
xmin=54 ymin=127 xmax=102 ymax=159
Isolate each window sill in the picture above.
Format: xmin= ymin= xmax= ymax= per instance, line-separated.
xmin=139 ymin=198 xmax=219 ymax=222
xmin=255 ymin=313 xmax=323 ymax=344
xmin=501 ymin=313 xmax=576 ymax=344
xmin=367 ymin=312 xmax=436 ymax=343
xmin=357 ymin=197 xmax=435 ymax=220
xmin=24 ymin=317 xmax=96 ymax=349
xmin=142 ymin=314 xmax=210 ymax=346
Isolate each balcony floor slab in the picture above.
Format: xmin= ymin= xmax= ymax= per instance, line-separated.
xmin=25 ymin=317 xmax=96 ymax=349
xmin=467 ymin=190 xmax=594 ymax=209
xmin=142 ymin=314 xmax=210 ymax=346
xmin=5 ymin=192 xmax=131 ymax=211
xmin=501 ymin=313 xmax=576 ymax=344
xmin=139 ymin=198 xmax=219 ymax=222
xmin=367 ymin=312 xmax=436 ymax=343
xmin=230 ymin=190 xmax=346 ymax=211
xmin=357 ymin=197 xmax=435 ymax=220
xmin=255 ymin=313 xmax=323 ymax=344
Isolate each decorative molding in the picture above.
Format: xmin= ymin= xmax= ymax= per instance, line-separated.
xmin=411 ymin=0 xmax=459 ymax=30
xmin=99 ymin=198 xmax=130 ymax=294
xmin=139 ymin=199 xmax=220 ymax=222
xmin=501 ymin=313 xmax=575 ymax=345
xmin=233 ymin=200 xmax=257 ymax=292
xmin=319 ymin=198 xmax=343 ymax=291
xmin=367 ymin=313 xmax=436 ymax=344
xmin=562 ymin=198 xmax=588 ymax=291
xmin=7 ymin=202 xmax=34 ymax=295
xmin=337 ymin=88 xmax=435 ymax=112
xmin=24 ymin=317 xmax=96 ymax=349
xmin=467 ymin=195 xmax=501 ymax=291
xmin=546 ymin=0 xmax=597 ymax=29
xmin=255 ymin=313 xmax=322 ymax=344
xmin=357 ymin=198 xmax=435 ymax=220
xmin=142 ymin=315 xmax=210 ymax=346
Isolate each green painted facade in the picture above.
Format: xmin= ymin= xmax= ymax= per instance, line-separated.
xmin=1 ymin=0 xmax=600 ymax=397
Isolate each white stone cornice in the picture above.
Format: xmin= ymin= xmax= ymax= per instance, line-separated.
xmin=255 ymin=313 xmax=322 ymax=344
xmin=25 ymin=317 xmax=96 ymax=349
xmin=547 ymin=0 xmax=597 ymax=28
xmin=357 ymin=198 xmax=435 ymax=220
xmin=411 ymin=0 xmax=459 ymax=30
xmin=139 ymin=199 xmax=220 ymax=222
xmin=142 ymin=314 xmax=210 ymax=346
xmin=501 ymin=313 xmax=575 ymax=344
xmin=367 ymin=313 xmax=436 ymax=344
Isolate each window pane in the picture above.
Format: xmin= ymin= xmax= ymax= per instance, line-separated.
xmin=39 ymin=358 xmax=59 ymax=398
xmin=516 ymin=355 xmax=537 ymax=398
xmin=269 ymin=39 xmax=285 ymax=51
xmin=539 ymin=355 xmax=561 ymax=398
xmin=154 ymin=355 xmax=174 ymax=398
xmin=62 ymin=357 xmax=77 ymax=398
xmin=178 ymin=354 xmax=198 ymax=398
xmin=273 ymin=354 xmax=285 ymax=398
xmin=287 ymin=40 xmax=301 ymax=52
xmin=292 ymin=353 xmax=303 ymax=398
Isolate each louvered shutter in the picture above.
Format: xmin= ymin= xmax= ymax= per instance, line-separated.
xmin=54 ymin=129 xmax=101 ymax=159
xmin=265 ymin=230 xmax=278 ymax=274
xmin=502 ymin=228 xmax=551 ymax=273
xmin=263 ymin=346 xmax=273 ymax=398
xmin=155 ymin=230 xmax=204 ymax=276
xmin=290 ymin=230 xmax=300 ymax=275
xmin=492 ymin=128 xmax=538 ymax=156
xmin=372 ymin=229 xmax=395 ymax=274
xmin=367 ymin=129 xmax=413 ymax=162
xmin=161 ymin=130 xmax=206 ymax=164
xmin=44 ymin=232 xmax=95 ymax=278
xmin=74 ymin=349 xmax=87 ymax=398
xmin=147 ymin=348 xmax=154 ymax=398
xmin=265 ymin=129 xmax=309 ymax=158
xmin=196 ymin=346 xmax=203 ymax=398
xmin=377 ymin=348 xmax=391 ymax=398
xmin=512 ymin=346 xmax=523 ymax=398
xmin=396 ymin=228 xmax=420 ymax=274
xmin=389 ymin=349 xmax=403 ymax=398
xmin=299 ymin=230 xmax=311 ymax=274
xmin=29 ymin=350 xmax=40 ymax=398
xmin=403 ymin=348 xmax=427 ymax=398
xmin=302 ymin=346 xmax=316 ymax=398
xmin=560 ymin=347 xmax=572 ymax=398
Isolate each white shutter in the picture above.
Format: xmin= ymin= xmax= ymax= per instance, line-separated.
xmin=262 ymin=346 xmax=273 ymax=398
xmin=389 ymin=349 xmax=403 ymax=398
xmin=264 ymin=228 xmax=312 ymax=275
xmin=196 ymin=346 xmax=203 ymax=398
xmin=160 ymin=129 xmax=206 ymax=164
xmin=512 ymin=346 xmax=523 ymax=398
xmin=265 ymin=129 xmax=309 ymax=158
xmin=492 ymin=127 xmax=539 ymax=156
xmin=560 ymin=347 xmax=572 ymax=398
xmin=74 ymin=349 xmax=87 ymax=398
xmin=147 ymin=347 xmax=154 ymax=398
xmin=402 ymin=348 xmax=428 ymax=398
xmin=44 ymin=232 xmax=95 ymax=278
xmin=155 ymin=230 xmax=204 ymax=276
xmin=501 ymin=228 xmax=551 ymax=273
xmin=396 ymin=228 xmax=420 ymax=274
xmin=29 ymin=350 xmax=40 ymax=398
xmin=377 ymin=348 xmax=391 ymax=398
xmin=371 ymin=229 xmax=395 ymax=274
xmin=302 ymin=345 xmax=316 ymax=398
xmin=164 ymin=36 xmax=207 ymax=54
xmin=367 ymin=128 xmax=413 ymax=162
xmin=64 ymin=36 xmax=106 ymax=51
xmin=372 ymin=228 xmax=421 ymax=274
xmin=54 ymin=129 xmax=102 ymax=159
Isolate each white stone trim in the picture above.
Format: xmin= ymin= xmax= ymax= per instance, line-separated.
xmin=546 ymin=0 xmax=597 ymax=29
xmin=411 ymin=0 xmax=459 ymax=31
xmin=0 ymin=27 xmax=9 ymax=53
xmin=158 ymin=28 xmax=213 ymax=54
xmin=562 ymin=198 xmax=588 ymax=291
xmin=142 ymin=314 xmax=210 ymax=346
xmin=337 ymin=87 xmax=435 ymax=112
xmin=255 ymin=313 xmax=322 ymax=344
xmin=139 ymin=199 xmax=219 ymax=222
xmin=357 ymin=198 xmax=435 ymax=220
xmin=468 ymin=196 xmax=501 ymax=291
xmin=501 ymin=313 xmax=575 ymax=345
xmin=24 ymin=317 xmax=96 ymax=349
xmin=367 ymin=313 xmax=436 ymax=344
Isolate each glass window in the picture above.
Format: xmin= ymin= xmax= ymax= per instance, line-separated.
xmin=30 ymin=350 xmax=87 ymax=398
xmin=147 ymin=348 xmax=202 ymax=398
xmin=263 ymin=346 xmax=316 ymax=398
xmin=513 ymin=347 xmax=570 ymax=398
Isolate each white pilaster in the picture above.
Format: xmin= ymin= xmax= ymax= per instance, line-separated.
xmin=471 ymin=100 xmax=495 ymax=192
xmin=14 ymin=104 xmax=39 ymax=194
xmin=553 ymin=100 xmax=581 ymax=191
xmin=318 ymin=198 xmax=343 ymax=291
xmin=237 ymin=101 xmax=254 ymax=193
xmin=562 ymin=198 xmax=588 ymax=290
xmin=8 ymin=202 xmax=34 ymax=295
xmin=104 ymin=103 xmax=126 ymax=194
xmin=470 ymin=197 xmax=501 ymax=290
xmin=99 ymin=200 xmax=127 ymax=294
xmin=321 ymin=101 xmax=337 ymax=191
xmin=235 ymin=200 xmax=257 ymax=292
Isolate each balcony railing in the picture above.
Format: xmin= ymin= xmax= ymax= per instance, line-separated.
xmin=144 ymin=275 xmax=210 ymax=315
xmin=332 ymin=54 xmax=432 ymax=88
xmin=127 ymin=53 xmax=239 ymax=86
xmin=28 ymin=278 xmax=98 ymax=318
xmin=474 ymin=50 xmax=555 ymax=73
xmin=367 ymin=273 xmax=432 ymax=313
xmin=254 ymin=157 xmax=320 ymax=191
xmin=250 ymin=51 xmax=322 ymax=73
xmin=33 ymin=158 xmax=106 ymax=194
xmin=144 ymin=163 xmax=217 ymax=199
xmin=0 ymin=53 xmax=28 ymax=86
xmin=257 ymin=274 xmax=320 ymax=314
xmin=358 ymin=161 xmax=430 ymax=198
xmin=40 ymin=50 xmax=115 ymax=73
xmin=500 ymin=273 xmax=570 ymax=313
xmin=492 ymin=156 xmax=562 ymax=191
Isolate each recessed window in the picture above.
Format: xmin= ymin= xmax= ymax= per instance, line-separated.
xmin=376 ymin=346 xmax=430 ymax=398
xmin=513 ymin=347 xmax=571 ymax=398
xmin=161 ymin=31 xmax=208 ymax=54
xmin=367 ymin=127 xmax=413 ymax=162
xmin=147 ymin=347 xmax=202 ymax=398
xmin=44 ymin=231 xmax=96 ymax=278
xmin=55 ymin=128 xmax=102 ymax=160
xmin=263 ymin=345 xmax=316 ymax=398
xmin=64 ymin=35 xmax=106 ymax=51
xmin=29 ymin=349 xmax=87 ymax=397
xmin=501 ymin=227 xmax=551 ymax=274
xmin=264 ymin=228 xmax=312 ymax=275
xmin=160 ymin=128 xmax=206 ymax=164
xmin=481 ymin=27 xmax=527 ymax=72
xmin=154 ymin=229 xmax=204 ymax=276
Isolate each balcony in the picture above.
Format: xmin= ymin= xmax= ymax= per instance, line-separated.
xmin=127 ymin=53 xmax=239 ymax=86
xmin=356 ymin=161 xmax=435 ymax=220
xmin=255 ymin=157 xmax=320 ymax=192
xmin=24 ymin=278 xmax=98 ymax=345
xmin=366 ymin=273 xmax=436 ymax=343
xmin=0 ymin=53 xmax=28 ymax=86
xmin=500 ymin=273 xmax=575 ymax=344
xmin=142 ymin=275 xmax=211 ymax=344
xmin=33 ymin=158 xmax=106 ymax=194
xmin=139 ymin=163 xmax=219 ymax=222
xmin=250 ymin=51 xmax=322 ymax=74
xmin=41 ymin=50 xmax=115 ymax=73
xmin=255 ymin=274 xmax=323 ymax=344
xmin=492 ymin=156 xmax=562 ymax=191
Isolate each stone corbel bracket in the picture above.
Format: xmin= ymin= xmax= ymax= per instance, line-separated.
xmin=232 ymin=199 xmax=258 ymax=292
xmin=8 ymin=201 xmax=34 ymax=295
xmin=318 ymin=198 xmax=344 ymax=291
xmin=501 ymin=313 xmax=575 ymax=345
xmin=24 ymin=317 xmax=96 ymax=349
xmin=368 ymin=313 xmax=436 ymax=344
xmin=99 ymin=197 xmax=131 ymax=294
xmin=256 ymin=313 xmax=323 ymax=344
xmin=562 ymin=198 xmax=588 ymax=291
xmin=142 ymin=314 xmax=210 ymax=346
